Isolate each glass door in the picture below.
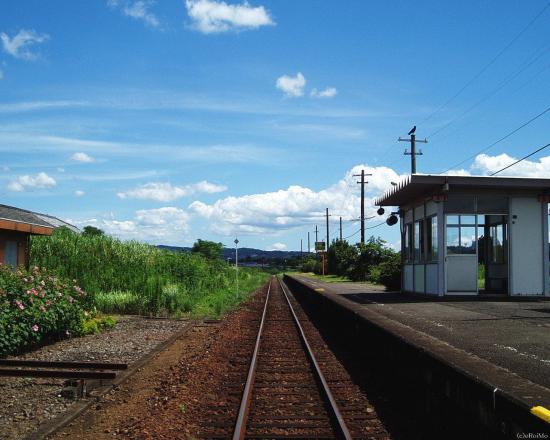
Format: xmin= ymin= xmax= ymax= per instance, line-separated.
xmin=478 ymin=215 xmax=508 ymax=294
xmin=445 ymin=215 xmax=478 ymax=293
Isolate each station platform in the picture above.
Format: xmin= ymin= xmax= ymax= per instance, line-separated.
xmin=284 ymin=274 xmax=550 ymax=435
xmin=292 ymin=275 xmax=550 ymax=391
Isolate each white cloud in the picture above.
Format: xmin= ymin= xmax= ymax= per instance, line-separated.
xmin=75 ymin=190 xmax=85 ymax=197
xmin=0 ymin=29 xmax=49 ymax=61
xmin=189 ymin=164 xmax=403 ymax=235
xmin=7 ymin=172 xmax=56 ymax=192
xmin=269 ymin=242 xmax=287 ymax=251
xmin=470 ymin=153 xmax=538 ymax=177
xmin=117 ymin=180 xmax=227 ymax=202
xmin=276 ymin=72 xmax=306 ymax=97
xmin=71 ymin=152 xmax=95 ymax=163
xmin=444 ymin=153 xmax=550 ymax=178
xmin=73 ymin=207 xmax=191 ymax=244
xmin=108 ymin=0 xmax=160 ymax=28
xmin=185 ymin=0 xmax=274 ymax=34
xmin=311 ymin=87 xmax=337 ymax=98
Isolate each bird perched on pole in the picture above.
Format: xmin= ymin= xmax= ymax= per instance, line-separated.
xmin=408 ymin=125 xmax=416 ymax=135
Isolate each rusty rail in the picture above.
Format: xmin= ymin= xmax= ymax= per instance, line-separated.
xmin=0 ymin=359 xmax=127 ymax=370
xmin=232 ymin=276 xmax=272 ymax=439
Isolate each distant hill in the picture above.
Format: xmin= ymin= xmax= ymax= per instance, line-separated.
xmin=157 ymin=245 xmax=304 ymax=261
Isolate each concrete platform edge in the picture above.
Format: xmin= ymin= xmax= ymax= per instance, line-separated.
xmin=284 ymin=274 xmax=550 ymax=437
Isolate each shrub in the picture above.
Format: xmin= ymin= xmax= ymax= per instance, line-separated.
xmin=81 ymin=315 xmax=117 ymax=335
xmin=0 ymin=264 xmax=89 ymax=356
xmin=378 ymin=253 xmax=401 ymax=291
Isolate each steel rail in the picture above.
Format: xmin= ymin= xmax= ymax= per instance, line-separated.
xmin=232 ymin=276 xmax=272 ymax=440
xmin=0 ymin=359 xmax=127 ymax=370
xmin=0 ymin=369 xmax=117 ymax=379
xmin=278 ymin=277 xmax=352 ymax=440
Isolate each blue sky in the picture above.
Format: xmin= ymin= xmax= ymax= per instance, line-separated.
xmin=1 ymin=0 xmax=550 ymax=251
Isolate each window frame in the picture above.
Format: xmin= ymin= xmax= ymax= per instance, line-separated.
xmin=426 ymin=215 xmax=438 ymax=262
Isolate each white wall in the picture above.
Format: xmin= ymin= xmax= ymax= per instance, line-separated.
xmin=426 ymin=264 xmax=439 ymax=294
xmin=404 ymin=264 xmax=413 ymax=292
xmin=510 ymin=197 xmax=544 ymax=295
xmin=414 ymin=264 xmax=425 ymax=293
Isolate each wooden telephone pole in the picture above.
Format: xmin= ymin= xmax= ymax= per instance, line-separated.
xmin=353 ymin=169 xmax=372 ymax=244
xmin=399 ymin=126 xmax=427 ymax=174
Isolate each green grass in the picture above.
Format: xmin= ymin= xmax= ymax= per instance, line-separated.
xmin=289 ymin=271 xmax=384 ymax=288
xmin=30 ymin=228 xmax=269 ymax=318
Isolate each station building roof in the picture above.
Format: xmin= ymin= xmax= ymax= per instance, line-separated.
xmin=375 ymin=174 xmax=550 ymax=206
xmin=0 ymin=204 xmax=79 ymax=235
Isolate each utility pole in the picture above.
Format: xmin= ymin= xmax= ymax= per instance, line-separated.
xmin=339 ymin=216 xmax=343 ymax=241
xmin=399 ymin=127 xmax=427 ymax=174
xmin=307 ymin=231 xmax=310 ymax=253
xmin=354 ymin=169 xmax=372 ymax=245
xmin=326 ymin=208 xmax=330 ymax=251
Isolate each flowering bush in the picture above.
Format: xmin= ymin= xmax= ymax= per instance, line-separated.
xmin=0 ymin=264 xmax=89 ymax=356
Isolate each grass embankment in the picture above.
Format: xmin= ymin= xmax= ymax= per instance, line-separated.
xmin=30 ymin=229 xmax=269 ymax=318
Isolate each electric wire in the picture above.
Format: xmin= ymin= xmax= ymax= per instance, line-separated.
xmin=365 ymin=221 xmax=386 ymax=230
xmin=427 ymin=42 xmax=550 ymax=139
xmin=489 ymin=141 xmax=550 ymax=176
xmin=439 ymin=104 xmax=550 ymax=174
xmin=419 ymin=1 xmax=550 ymax=127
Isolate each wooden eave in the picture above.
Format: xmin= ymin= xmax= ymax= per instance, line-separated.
xmin=0 ymin=218 xmax=54 ymax=236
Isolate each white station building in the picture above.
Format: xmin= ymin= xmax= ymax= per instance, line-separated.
xmin=375 ymin=175 xmax=550 ymax=297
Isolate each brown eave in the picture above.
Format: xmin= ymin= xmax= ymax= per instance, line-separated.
xmin=0 ymin=218 xmax=54 ymax=235
xmin=375 ymin=174 xmax=550 ymax=206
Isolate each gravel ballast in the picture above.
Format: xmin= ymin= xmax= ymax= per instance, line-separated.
xmin=0 ymin=316 xmax=190 ymax=440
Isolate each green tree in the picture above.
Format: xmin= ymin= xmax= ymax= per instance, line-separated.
xmin=82 ymin=225 xmax=104 ymax=236
xmin=349 ymin=236 xmax=393 ymax=281
xmin=326 ymin=239 xmax=358 ymax=277
xmin=191 ymin=239 xmax=224 ymax=260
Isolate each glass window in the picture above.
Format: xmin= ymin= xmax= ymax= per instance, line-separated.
xmin=404 ymin=223 xmax=413 ymax=262
xmin=446 ymin=215 xmax=459 ymax=225
xmin=446 ymin=215 xmax=478 ymax=255
xmin=414 ymin=220 xmax=424 ymax=262
xmin=461 ymin=215 xmax=476 ymax=225
xmin=427 ymin=216 xmax=438 ymax=261
xmin=460 ymin=226 xmax=476 ymax=254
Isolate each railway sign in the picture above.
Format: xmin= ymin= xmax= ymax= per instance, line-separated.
xmin=315 ymin=241 xmax=326 ymax=252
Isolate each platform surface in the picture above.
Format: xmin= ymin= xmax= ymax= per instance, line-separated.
xmin=292 ymin=275 xmax=550 ymax=391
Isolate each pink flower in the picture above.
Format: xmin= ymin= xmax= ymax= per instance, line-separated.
xmin=67 ymin=296 xmax=74 ymax=303
xmin=31 ymin=324 xmax=39 ymax=332
xmin=40 ymin=306 xmax=46 ymax=313
xmin=15 ymin=300 xmax=24 ymax=310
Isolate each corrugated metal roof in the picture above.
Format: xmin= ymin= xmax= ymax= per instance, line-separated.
xmin=0 ymin=204 xmax=79 ymax=232
xmin=375 ymin=174 xmax=550 ymax=206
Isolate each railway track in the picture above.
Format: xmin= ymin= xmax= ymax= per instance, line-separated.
xmin=198 ymin=276 xmax=388 ymax=439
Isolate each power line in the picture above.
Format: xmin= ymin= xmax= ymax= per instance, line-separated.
xmin=439 ymin=104 xmax=550 ymax=174
xmin=490 ymin=141 xmax=550 ymax=176
xmin=427 ymin=42 xmax=550 ymax=139
xmin=343 ymin=229 xmax=360 ymax=240
xmin=365 ymin=221 xmax=386 ymax=230
xmin=420 ymin=1 xmax=550 ymax=127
